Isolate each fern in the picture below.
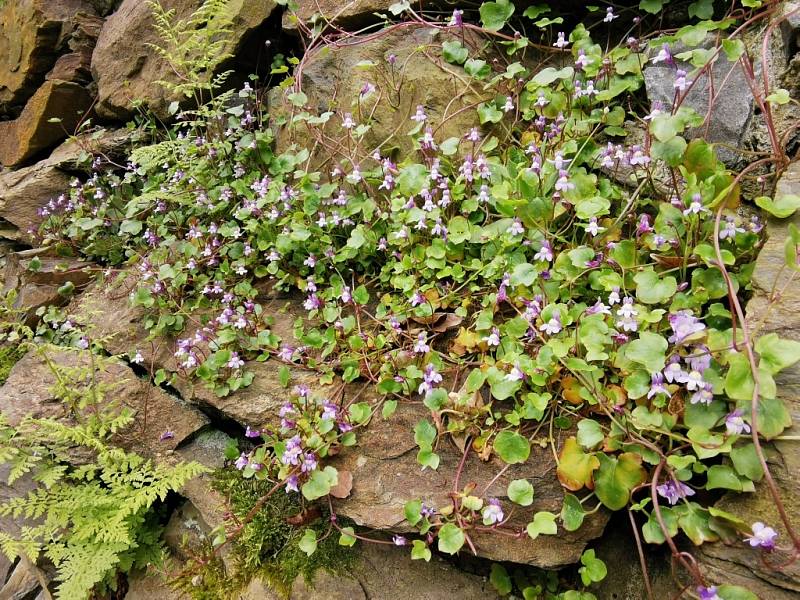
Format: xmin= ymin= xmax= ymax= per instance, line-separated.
xmin=0 ymin=348 xmax=208 ymax=599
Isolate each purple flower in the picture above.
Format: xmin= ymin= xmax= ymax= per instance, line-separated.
xmin=663 ymin=355 xmax=687 ymax=384
xmin=697 ymin=586 xmax=721 ymax=600
xmin=413 ymin=333 xmax=430 ymax=354
xmin=484 ymin=327 xmax=501 ymax=347
xmin=285 ymin=474 xmax=299 ymax=493
xmin=282 ymin=435 xmax=302 ymax=466
xmin=245 ymin=426 xmax=261 ymax=438
xmin=686 ymin=346 xmax=711 ymax=373
xmin=668 ymin=310 xmax=706 ymax=345
xmin=235 ymin=453 xmax=249 ymax=470
xmin=656 ymin=479 xmax=695 ymax=505
xmin=725 ymin=409 xmax=751 ymax=435
xmin=392 ymin=535 xmax=407 ymax=546
xmin=295 ymin=385 xmax=310 ymax=398
xmin=278 ymin=345 xmax=295 ymax=362
xmin=651 ymin=43 xmax=673 ymax=65
xmin=301 ymin=452 xmax=318 ymax=473
xmin=482 ymin=498 xmax=504 ymax=525
xmin=745 ymin=522 xmax=778 ymax=549
xmin=321 ymin=401 xmax=339 ymax=421
xmin=160 ymin=430 xmax=175 ymax=442
xmin=540 ymin=315 xmax=562 ymax=336
xmin=411 ymin=105 xmax=427 ymax=123
xmin=553 ymin=31 xmax=569 ymax=49
xmin=534 ymin=240 xmax=554 ymax=262
xmin=648 ymin=373 xmax=668 ymax=399
xmin=227 ymin=352 xmax=245 ymax=370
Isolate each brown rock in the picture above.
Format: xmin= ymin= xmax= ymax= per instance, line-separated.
xmin=0 ymin=345 xmax=209 ymax=461
xmin=124 ymin=569 xmax=185 ymax=600
xmin=271 ymin=25 xmax=492 ymax=164
xmin=92 ymin=0 xmax=278 ymax=120
xmin=0 ymin=127 xmax=132 ymax=243
xmin=330 ymin=401 xmax=608 ymax=567
xmin=691 ymin=161 xmax=800 ymax=598
xmin=2 ymin=248 xmax=96 ymax=321
xmin=0 ymin=80 xmax=93 ymax=168
xmin=0 ymin=0 xmax=97 ymax=116
xmin=283 ymin=0 xmax=427 ymax=30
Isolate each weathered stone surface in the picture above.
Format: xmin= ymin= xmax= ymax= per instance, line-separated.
xmin=283 ymin=0 xmax=422 ymax=30
xmin=70 ymin=273 xmax=329 ymax=426
xmin=271 ymin=25 xmax=491 ymax=162
xmin=287 ymin=543 xmax=497 ymax=600
xmin=124 ymin=569 xmax=184 ymax=600
xmin=330 ymin=401 xmax=608 ymax=567
xmin=0 ymin=128 xmax=131 ymax=243
xmin=691 ymin=161 xmax=800 ymax=598
xmin=2 ymin=248 xmax=95 ymax=320
xmin=644 ymin=38 xmax=753 ymax=166
xmin=0 ymin=80 xmax=94 ymax=168
xmin=92 ymin=0 xmax=278 ymax=120
xmin=0 ymin=559 xmax=43 ymax=600
xmin=0 ymin=345 xmax=209 ymax=461
xmin=0 ymin=0 xmax=96 ymax=116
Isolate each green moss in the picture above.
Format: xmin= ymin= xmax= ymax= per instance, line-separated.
xmin=0 ymin=344 xmax=23 ymax=384
xmin=199 ymin=467 xmax=357 ymax=597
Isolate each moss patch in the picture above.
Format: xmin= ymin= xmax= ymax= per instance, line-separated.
xmin=0 ymin=344 xmax=25 ymax=385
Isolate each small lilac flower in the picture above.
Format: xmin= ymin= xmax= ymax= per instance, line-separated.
xmin=76 ymin=337 xmax=89 ymax=350
xmin=745 ymin=522 xmax=778 ymax=549
xmin=720 ymin=216 xmax=745 ymax=240
xmin=393 ymin=535 xmax=407 ymax=546
xmin=235 ymin=453 xmax=249 ymax=470
xmin=245 ymin=426 xmax=261 ymax=438
xmin=553 ymin=32 xmax=569 ymax=49
xmin=285 ymin=474 xmax=299 ymax=493
xmin=414 ymin=333 xmax=430 ymax=354
xmin=282 ymin=435 xmax=303 ymax=466
xmin=664 ymin=355 xmax=687 ymax=384
xmin=651 ymin=43 xmax=673 ymax=65
xmin=725 ymin=409 xmax=751 ymax=435
xmin=503 ymin=96 xmax=515 ymax=112
xmin=683 ymin=194 xmax=709 ymax=216
xmin=301 ymin=452 xmax=318 ymax=473
xmin=585 ymin=217 xmax=604 ymax=237
xmin=540 ymin=315 xmax=562 ymax=336
xmin=674 ymin=69 xmax=692 ymax=93
xmin=697 ymin=586 xmax=721 ymax=600
xmin=449 ymin=8 xmax=463 ymax=27
xmin=534 ymin=240 xmax=554 ymax=262
xmin=160 ymin=430 xmax=175 ymax=442
xmin=648 ymin=373 xmax=669 ymax=399
xmin=482 ymin=498 xmax=504 ymax=525
xmin=603 ymin=6 xmax=618 ymax=22
xmin=321 ymin=401 xmax=339 ymax=421
xmin=278 ymin=345 xmax=295 ymax=361
xmin=507 ymin=219 xmax=525 ymax=236
xmin=227 ymin=352 xmax=245 ymax=370
xmin=484 ymin=327 xmax=501 ymax=347
xmin=506 ymin=364 xmax=525 ymax=382
xmin=587 ymin=299 xmax=611 ymax=316
xmin=295 ymin=385 xmax=310 ymax=398
xmin=656 ymin=479 xmax=695 ymax=505
xmin=411 ymin=105 xmax=427 ymax=123
xmin=668 ymin=310 xmax=706 ymax=345
xmin=411 ymin=291 xmax=425 ymax=306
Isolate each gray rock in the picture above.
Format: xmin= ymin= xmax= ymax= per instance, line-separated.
xmin=644 ymin=38 xmax=753 ymax=166
xmin=691 ymin=161 xmax=800 ymax=598
xmin=92 ymin=0 xmax=278 ymax=120
xmin=330 ymin=400 xmax=609 ymax=568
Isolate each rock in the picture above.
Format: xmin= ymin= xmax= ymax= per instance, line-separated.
xmin=690 ymin=161 xmax=800 ymax=598
xmin=92 ymin=0 xmax=278 ymax=120
xmin=283 ymin=0 xmax=420 ymax=30
xmin=1 ymin=248 xmax=96 ymax=321
xmin=0 ymin=559 xmax=42 ymax=600
xmin=0 ymin=128 xmax=131 ymax=242
xmin=70 ymin=272 xmax=332 ymax=427
xmin=286 ymin=543 xmax=497 ymax=600
xmin=124 ymin=569 xmax=183 ymax=600
xmin=644 ymin=38 xmax=753 ymax=166
xmin=0 ymin=0 xmax=97 ymax=116
xmin=271 ymin=25 xmax=491 ymax=163
xmin=0 ymin=80 xmax=94 ymax=168
xmin=330 ymin=401 xmax=608 ymax=568
xmin=0 ymin=345 xmax=209 ymax=461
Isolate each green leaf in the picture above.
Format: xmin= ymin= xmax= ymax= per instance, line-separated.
xmin=507 ymin=479 xmax=534 ymax=506
xmin=442 ymin=41 xmax=468 ymax=65
xmin=510 ymin=263 xmax=538 ymax=287
xmin=480 ymin=0 xmax=515 ymax=31
xmin=490 ymin=563 xmax=513 ymax=595
xmin=531 ymin=67 xmax=574 ymax=86
xmin=730 ymin=443 xmax=764 ymax=481
xmin=634 ymin=269 xmax=678 ymax=304
xmin=301 ymin=466 xmax=338 ymax=500
xmin=766 ymin=88 xmax=791 ymax=105
xmin=404 ymin=500 xmax=423 ymax=526
xmin=594 ymin=453 xmax=647 ymax=510
xmin=755 ymin=333 xmax=800 ymax=374
xmin=755 ymin=194 xmax=800 ymax=218
xmin=526 ymin=511 xmax=558 ymax=539
xmin=625 ymin=332 xmax=669 ymax=373
xmin=396 ymin=164 xmax=428 ymax=196
xmin=688 ymin=0 xmax=714 ymax=19
xmin=119 ymin=219 xmax=143 ymax=235
xmin=579 ymin=549 xmax=607 ymax=586
xmin=561 ymin=493 xmax=586 ymax=531
xmin=639 ymin=0 xmax=664 ymax=14
xmin=557 ymin=437 xmax=600 ymax=491
xmin=494 ymin=431 xmax=530 ymax=464
xmin=411 ymin=539 xmax=432 ymax=561
xmin=298 ymin=529 xmax=317 ymax=556
xmin=718 ymin=585 xmax=758 ymax=600
xmin=577 ymin=419 xmax=604 ymax=449
xmin=478 ymin=103 xmax=503 ymax=124
xmin=722 ymin=39 xmax=745 ymax=62
xmin=338 ymin=526 xmax=357 ymax=546
xmin=437 ymin=523 xmax=465 ymax=554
